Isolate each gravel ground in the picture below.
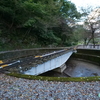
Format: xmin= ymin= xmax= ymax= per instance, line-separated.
xmin=0 ymin=74 xmax=100 ymax=100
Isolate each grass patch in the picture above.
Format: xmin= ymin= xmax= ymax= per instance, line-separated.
xmin=7 ymin=73 xmax=100 ymax=82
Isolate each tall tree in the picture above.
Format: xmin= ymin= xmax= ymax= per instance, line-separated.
xmin=83 ymin=8 xmax=100 ymax=47
xmin=0 ymin=0 xmax=81 ymax=50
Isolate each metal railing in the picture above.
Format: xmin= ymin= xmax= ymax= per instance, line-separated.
xmin=77 ymin=45 xmax=100 ymax=49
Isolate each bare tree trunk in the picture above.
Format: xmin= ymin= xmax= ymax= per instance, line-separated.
xmin=86 ymin=37 xmax=92 ymax=45
xmin=92 ymin=35 xmax=95 ymax=48
xmin=84 ymin=38 xmax=87 ymax=45
xmin=90 ymin=23 xmax=95 ymax=48
xmin=92 ymin=30 xmax=95 ymax=48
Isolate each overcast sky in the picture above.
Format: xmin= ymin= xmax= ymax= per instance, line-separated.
xmin=69 ymin=0 xmax=100 ymax=11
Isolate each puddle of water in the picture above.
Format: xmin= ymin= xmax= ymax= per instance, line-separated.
xmin=65 ymin=59 xmax=100 ymax=77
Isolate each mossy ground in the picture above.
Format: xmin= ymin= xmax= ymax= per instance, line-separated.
xmin=7 ymin=73 xmax=100 ymax=82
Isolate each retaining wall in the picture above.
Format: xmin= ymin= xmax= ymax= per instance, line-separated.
xmin=72 ymin=49 xmax=100 ymax=65
xmin=0 ymin=48 xmax=65 ymax=61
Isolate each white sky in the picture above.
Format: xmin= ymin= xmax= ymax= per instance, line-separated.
xmin=69 ymin=0 xmax=100 ymax=11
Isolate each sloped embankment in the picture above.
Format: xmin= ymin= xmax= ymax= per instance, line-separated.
xmin=72 ymin=49 xmax=100 ymax=65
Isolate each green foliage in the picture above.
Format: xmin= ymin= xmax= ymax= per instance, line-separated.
xmin=73 ymin=25 xmax=91 ymax=45
xmin=0 ymin=0 xmax=80 ymax=50
xmin=60 ymin=0 xmax=81 ymax=18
